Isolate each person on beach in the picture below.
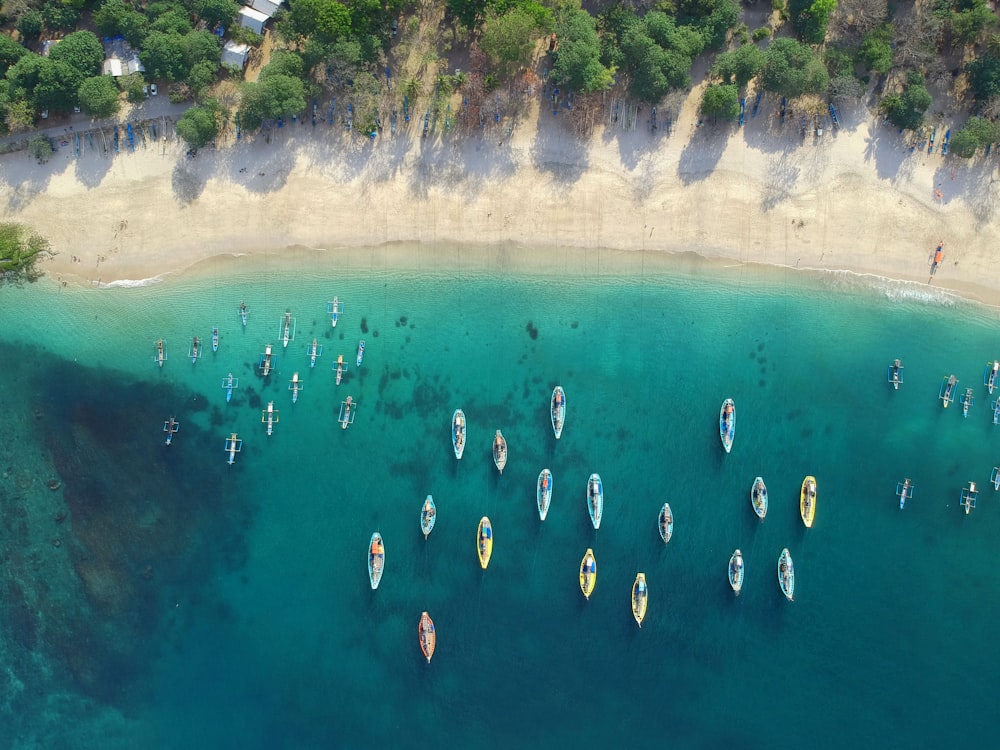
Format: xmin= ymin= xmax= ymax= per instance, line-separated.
xmin=929 ymin=242 xmax=944 ymax=283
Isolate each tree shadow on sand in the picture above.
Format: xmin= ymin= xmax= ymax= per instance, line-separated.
xmin=934 ymin=159 xmax=1000 ymax=228
xmin=759 ymin=152 xmax=801 ymax=211
xmin=677 ymin=123 xmax=728 ymax=184
xmin=529 ymin=111 xmax=588 ymax=185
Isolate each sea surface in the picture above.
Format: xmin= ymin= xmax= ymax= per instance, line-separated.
xmin=1 ymin=246 xmax=999 ymax=749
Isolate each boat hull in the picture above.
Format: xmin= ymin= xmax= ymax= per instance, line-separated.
xmin=778 ymin=548 xmax=795 ymax=601
xmin=800 ymin=476 xmax=817 ymax=528
xmin=418 ymin=611 xmax=436 ymax=663
xmin=551 ymin=386 xmax=566 ymax=440
xmin=356 ymin=340 xmax=365 ymax=367
xmin=631 ymin=573 xmax=648 ymax=628
xmin=368 ymin=532 xmax=384 ymax=590
xmin=658 ymin=503 xmax=673 ymax=544
xmin=579 ymin=548 xmax=596 ymax=600
xmin=588 ymin=473 xmax=603 ymax=530
xmin=420 ymin=495 xmax=436 ymax=540
xmin=537 ymin=469 xmax=552 ymax=521
xmin=751 ymin=476 xmax=768 ymax=521
xmin=477 ymin=517 xmax=493 ymax=570
xmin=720 ymin=399 xmax=735 ymax=454
xmin=493 ymin=430 xmax=507 ymax=474
xmin=452 ymin=410 xmax=466 ymax=460
xmin=729 ymin=549 xmax=744 ymax=596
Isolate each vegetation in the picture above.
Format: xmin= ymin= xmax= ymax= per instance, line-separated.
xmin=0 ymin=222 xmax=51 ymax=283
xmin=176 ymin=101 xmax=220 ymax=148
xmin=880 ymin=71 xmax=932 ymax=131
xmin=78 ymin=75 xmax=122 ymax=117
xmin=700 ymin=82 xmax=739 ymax=119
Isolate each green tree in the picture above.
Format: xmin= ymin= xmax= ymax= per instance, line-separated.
xmin=4 ymin=99 xmax=36 ymax=133
xmin=78 ymin=75 xmax=122 ymax=117
xmin=238 ymin=74 xmax=306 ymax=130
xmin=675 ymin=0 xmax=740 ymax=49
xmin=760 ymin=37 xmax=829 ymax=98
xmin=94 ymin=0 xmax=151 ymax=47
xmin=480 ymin=9 xmax=543 ymax=77
xmin=952 ymin=0 xmax=996 ymax=43
xmin=42 ymin=0 xmax=81 ymax=31
xmin=284 ymin=0 xmax=352 ymax=43
xmin=880 ymin=74 xmax=931 ymax=131
xmin=17 ymin=10 xmax=45 ymax=39
xmin=33 ymin=59 xmax=84 ymax=112
xmin=700 ymin=82 xmax=740 ymax=119
xmin=140 ymin=32 xmax=190 ymax=81
xmin=551 ymin=8 xmax=614 ymax=94
xmin=948 ymin=128 xmax=978 ymax=158
xmin=0 ymin=222 xmax=51 ymax=282
xmin=260 ymin=50 xmax=305 ymax=81
xmin=118 ymin=71 xmax=148 ymax=103
xmin=966 ymin=54 xmax=1000 ymax=100
xmin=790 ymin=0 xmax=837 ymax=44
xmin=859 ymin=24 xmax=892 ymax=75
xmin=29 ymin=134 xmax=53 ymax=162
xmin=151 ymin=9 xmax=194 ymax=35
xmin=182 ymin=30 xmax=222 ymax=68
xmin=447 ymin=0 xmax=489 ymax=31
xmin=5 ymin=54 xmax=46 ymax=101
xmin=948 ymin=116 xmax=998 ymax=157
xmin=49 ymin=31 xmax=105 ymax=78
xmin=0 ymin=34 xmax=28 ymax=78
xmin=187 ymin=58 xmax=219 ymax=96
xmin=176 ymin=102 xmax=220 ymax=148
xmin=194 ymin=0 xmax=239 ymax=29
xmin=323 ymin=39 xmax=361 ymax=87
xmin=712 ymin=44 xmax=765 ymax=88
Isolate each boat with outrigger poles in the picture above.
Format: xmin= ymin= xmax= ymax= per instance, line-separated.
xmin=262 ymin=401 xmax=279 ymax=436
xmin=153 ymin=338 xmax=167 ymax=367
xmin=896 ymin=478 xmax=914 ymax=509
xmin=991 ymin=467 xmax=1000 ymax=491
xmin=888 ymin=359 xmax=904 ymax=390
xmin=222 ymin=372 xmax=239 ymax=403
xmin=259 ymin=344 xmax=274 ymax=376
xmin=939 ymin=374 xmax=958 ymax=408
xmin=280 ymin=310 xmax=296 ymax=348
xmin=307 ymin=338 xmax=323 ymax=368
xmin=339 ymin=395 xmax=356 ymax=429
xmin=985 ymin=360 xmax=1000 ymax=394
xmin=327 ymin=296 xmax=344 ymax=327
xmin=961 ymin=388 xmax=974 ymax=418
xmin=189 ymin=336 xmax=202 ymax=364
xmin=212 ymin=326 xmax=219 ymax=353
xmin=288 ymin=372 xmax=303 ymax=403
xmin=224 ymin=432 xmax=243 ymax=465
xmin=163 ymin=416 xmax=179 ymax=445
xmin=239 ymin=301 xmax=249 ymax=327
xmin=960 ymin=481 xmax=978 ymax=515
xmin=333 ymin=354 xmax=348 ymax=385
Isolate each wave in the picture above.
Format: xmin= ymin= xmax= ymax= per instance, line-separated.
xmin=98 ymin=275 xmax=167 ymax=288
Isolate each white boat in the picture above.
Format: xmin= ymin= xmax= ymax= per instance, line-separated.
xmin=307 ymin=338 xmax=322 ymax=368
xmin=153 ymin=338 xmax=167 ymax=367
xmin=327 ymin=296 xmax=343 ymax=327
xmin=211 ymin=326 xmax=219 ymax=353
xmin=728 ymin=549 xmax=744 ymax=596
xmin=368 ymin=532 xmax=384 ymax=590
xmin=339 ymin=396 xmax=356 ymax=429
xmin=221 ymin=372 xmax=239 ymax=403
xmin=658 ymin=503 xmax=673 ymax=544
xmin=960 ymin=481 xmax=978 ymax=515
xmin=334 ymin=354 xmax=347 ymax=385
xmin=751 ymin=476 xmax=768 ymax=521
xmin=288 ymin=371 xmax=302 ymax=403
xmin=778 ymin=548 xmax=794 ymax=602
xmin=281 ymin=310 xmax=294 ymax=348
xmin=163 ymin=416 xmax=179 ymax=445
xmin=986 ymin=360 xmax=1000 ymax=394
xmin=259 ymin=344 xmax=274 ymax=376
xmin=940 ymin=374 xmax=958 ymax=408
xmin=356 ymin=340 xmax=366 ymax=367
xmin=420 ymin=495 xmax=436 ymax=540
xmin=896 ymin=478 xmax=914 ymax=509
xmin=224 ymin=432 xmax=243 ymax=465
xmin=239 ymin=301 xmax=249 ymax=327
xmin=452 ymin=410 xmax=466 ymax=460
xmin=493 ymin=430 xmax=507 ymax=474
xmin=189 ymin=336 xmax=201 ymax=364
xmin=991 ymin=467 xmax=1000 ymax=491
xmin=888 ymin=358 xmax=904 ymax=390
xmin=719 ymin=398 xmax=735 ymax=453
xmin=961 ymin=388 xmax=974 ymax=418
xmin=550 ymin=386 xmax=566 ymax=440
xmin=537 ymin=469 xmax=552 ymax=521
xmin=587 ymin=473 xmax=603 ymax=530
xmin=261 ymin=401 xmax=279 ymax=436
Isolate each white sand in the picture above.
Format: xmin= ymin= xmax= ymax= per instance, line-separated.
xmin=3 ymin=90 xmax=999 ymax=303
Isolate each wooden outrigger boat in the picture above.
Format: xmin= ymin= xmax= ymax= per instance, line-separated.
xmin=477 ymin=516 xmax=493 ymax=570
xmin=887 ymin=358 xmax=904 ymax=390
xmin=262 ymin=401 xmax=279 ymax=436
xmin=327 ymin=296 xmax=343 ymax=328
xmin=896 ymin=478 xmax=914 ymax=509
xmin=719 ymin=398 xmax=735 ymax=454
xmin=550 ymin=386 xmax=566 ymax=440
xmin=418 ymin=611 xmax=436 ymax=663
xmin=420 ymin=495 xmax=436 ymax=539
xmin=280 ymin=310 xmax=295 ymax=348
xmin=356 ymin=339 xmax=366 ymax=367
xmin=537 ymin=469 xmax=553 ymax=521
xmin=991 ymin=467 xmax=1000 ymax=491
xmin=588 ymin=473 xmax=604 ymax=530
xmin=368 ymin=532 xmax=385 ymax=590
xmin=189 ymin=336 xmax=201 ymax=364
xmin=940 ymin=374 xmax=958 ymax=408
xmin=224 ymin=432 xmax=243 ymax=465
xmin=239 ymin=301 xmax=249 ymax=327
xmin=579 ymin=548 xmax=596 ymax=600
xmin=751 ymin=476 xmax=768 ymax=521
xmin=307 ymin=338 xmax=322 ymax=368
xmin=153 ymin=338 xmax=167 ymax=367
xmin=163 ymin=416 xmax=179 ymax=445
xmin=993 ymin=398 xmax=1000 ymax=425
xmin=288 ymin=371 xmax=302 ymax=403
xmin=961 ymin=388 xmax=974 ymax=418
xmin=258 ymin=344 xmax=274 ymax=376
xmin=631 ymin=573 xmax=648 ymax=628
xmin=222 ymin=372 xmax=239 ymax=403
xmin=800 ymin=475 xmax=817 ymax=528
xmin=960 ymin=481 xmax=978 ymax=515
xmin=728 ymin=549 xmax=744 ymax=596
xmin=339 ymin=396 xmax=356 ymax=429
xmin=452 ymin=410 xmax=466 ymax=460
xmin=333 ymin=354 xmax=347 ymax=385
xmin=493 ymin=430 xmax=507 ymax=474
xmin=658 ymin=502 xmax=673 ymax=544
xmin=211 ymin=326 xmax=219 ymax=353
xmin=986 ymin=360 xmax=1000 ymax=395
xmin=778 ymin=548 xmax=795 ymax=602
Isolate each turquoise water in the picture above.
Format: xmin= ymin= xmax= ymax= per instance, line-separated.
xmin=1 ymin=247 xmax=999 ymax=748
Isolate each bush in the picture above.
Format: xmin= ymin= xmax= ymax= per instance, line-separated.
xmin=752 ymin=27 xmax=772 ymax=41
xmin=28 ymin=134 xmax=53 ymax=162
xmin=700 ymin=83 xmax=740 ymax=120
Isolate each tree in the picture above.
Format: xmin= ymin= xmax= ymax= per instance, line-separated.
xmin=966 ymin=54 xmax=1000 ymax=100
xmin=29 ymin=134 xmax=53 ymax=162
xmin=675 ymin=0 xmax=740 ymax=49
xmin=551 ymin=9 xmax=614 ymax=94
xmin=118 ymin=71 xmax=147 ymax=102
xmin=952 ymin=0 xmax=996 ymax=44
xmin=33 ymin=59 xmax=84 ymax=112
xmin=447 ymin=0 xmax=489 ymax=31
xmin=238 ymin=74 xmax=306 ymax=130
xmin=284 ymin=0 xmax=351 ymax=43
xmin=948 ymin=116 xmax=998 ymax=158
xmin=0 ymin=34 xmax=28 ymax=78
xmin=858 ymin=24 xmax=892 ymax=75
xmin=194 ymin=0 xmax=239 ymax=30
xmin=140 ymin=32 xmax=190 ymax=81
xmin=0 ymin=222 xmax=51 ymax=283
xmin=701 ymin=83 xmax=740 ymax=119
xmin=948 ymin=128 xmax=979 ymax=158
xmin=790 ymin=0 xmax=837 ymax=44
xmin=176 ymin=103 xmax=220 ymax=148
xmin=151 ymin=9 xmax=194 ymax=35
xmin=5 ymin=54 xmax=47 ymax=101
xmin=182 ymin=30 xmax=222 ymax=68
xmin=713 ymin=44 xmax=765 ymax=88
xmin=78 ymin=75 xmax=122 ymax=117
xmin=260 ymin=50 xmax=305 ymax=81
xmin=94 ymin=0 xmax=151 ymax=46
xmin=880 ymin=74 xmax=931 ymax=131
xmin=480 ymin=9 xmax=543 ymax=77
xmin=760 ymin=38 xmax=829 ymax=98
xmin=187 ymin=59 xmax=218 ymax=96
xmin=42 ymin=0 xmax=81 ymax=32
xmin=4 ymin=99 xmax=36 ymax=134
xmin=49 ymin=31 xmax=105 ymax=78
xmin=17 ymin=10 xmax=45 ymax=40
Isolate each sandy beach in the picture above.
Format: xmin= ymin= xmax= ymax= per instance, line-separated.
xmin=3 ymin=87 xmax=1000 ymax=303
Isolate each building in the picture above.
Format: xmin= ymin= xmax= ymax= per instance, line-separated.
xmin=237 ymin=6 xmax=269 ymax=34
xmin=249 ymin=0 xmax=281 ymax=17
xmin=221 ymin=41 xmax=251 ymax=70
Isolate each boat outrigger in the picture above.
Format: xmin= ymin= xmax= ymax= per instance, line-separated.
xmin=493 ymin=430 xmax=507 ymax=474
xmin=658 ymin=503 xmax=673 ymax=544
xmin=477 ymin=516 xmax=493 ymax=570
xmin=333 ymin=354 xmax=347 ymax=385
xmin=778 ymin=548 xmax=795 ymax=602
xmin=896 ymin=478 xmax=914 ymax=509
xmin=751 ymin=476 xmax=768 ymax=521
xmin=262 ymin=401 xmax=279 ymax=436
xmin=729 ymin=549 xmax=744 ymax=596
xmin=418 ymin=611 xmax=436 ymax=663
xmin=258 ymin=344 xmax=274 ymax=376
xmin=579 ymin=548 xmax=596 ymax=600
xmin=537 ymin=469 xmax=553 ymax=521
xmin=327 ymin=296 xmax=344 ymax=327
xmin=163 ymin=416 xmax=179 ymax=445
xmin=420 ymin=495 xmax=436 ymax=540
xmin=800 ymin=475 xmax=817 ymax=528
xmin=551 ymin=386 xmax=566 ymax=440
xmin=356 ymin=340 xmax=366 ymax=367
xmin=153 ymin=338 xmax=167 ymax=367
xmin=960 ymin=481 xmax=978 ymax=514
xmin=588 ymin=473 xmax=604 ymax=530
xmin=221 ymin=372 xmax=239 ymax=403
xmin=239 ymin=301 xmax=249 ymax=327
xmin=280 ymin=310 xmax=296 ymax=348
xmin=961 ymin=388 xmax=974 ymax=418
xmin=720 ymin=398 xmax=735 ymax=454
xmin=940 ymin=374 xmax=958 ymax=408
xmin=986 ymin=360 xmax=1000 ymax=394
xmin=307 ymin=338 xmax=323 ymax=368
xmin=991 ymin=467 xmax=1000 ymax=491
xmin=339 ymin=396 xmax=356 ymax=429
xmin=888 ymin=358 xmax=904 ymax=390
xmin=211 ymin=326 xmax=219 ymax=353
xmin=288 ymin=372 xmax=302 ymax=403
xmin=368 ymin=532 xmax=385 ymax=590
xmin=189 ymin=336 xmax=201 ymax=364
xmin=631 ymin=573 xmax=648 ymax=628
xmin=224 ymin=432 xmax=243 ymax=465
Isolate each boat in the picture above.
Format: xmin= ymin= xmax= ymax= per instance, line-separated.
xmin=368 ymin=532 xmax=385 ymax=590
xmin=334 ymin=354 xmax=347 ymax=385
xmin=550 ymin=386 xmax=566 ymax=440
xmin=452 ymin=410 xmax=466 ymax=460
xmin=493 ymin=430 xmax=507 ymax=474
xmin=960 ymin=481 xmax=978 ymax=515
xmin=888 ymin=358 xmax=904 ymax=390
xmin=751 ymin=476 xmax=768 ymax=521
xmin=288 ymin=371 xmax=302 ymax=403
xmin=239 ymin=301 xmax=249 ymax=327
xmin=261 ymin=401 xmax=279 ymax=436
xmin=211 ymin=326 xmax=219 ymax=353
xmin=163 ymin=416 xmax=179 ymax=445
xmin=153 ymin=338 xmax=167 ymax=367
xmin=221 ymin=372 xmax=239 ymax=403
xmin=896 ymin=478 xmax=914 ymax=509
xmin=986 ymin=360 xmax=1000 ymax=394
xmin=477 ymin=516 xmax=493 ymax=570
xmin=631 ymin=573 xmax=648 ymax=628
xmin=356 ymin=339 xmax=365 ymax=367
xmin=778 ymin=548 xmax=795 ymax=601
xmin=189 ymin=336 xmax=201 ymax=364
xmin=420 ymin=495 xmax=436 ymax=539
xmin=281 ymin=310 xmax=294 ymax=348
xmin=418 ymin=611 xmax=436 ymax=663
xmin=307 ymin=338 xmax=322 ymax=368
xmin=800 ymin=475 xmax=817 ymax=528
xmin=961 ymin=388 xmax=974 ymax=418
xmin=579 ymin=548 xmax=596 ymax=600
xmin=719 ymin=398 xmax=735 ymax=454
xmin=588 ymin=473 xmax=604 ymax=530
xmin=259 ymin=344 xmax=274 ymax=377
xmin=991 ymin=467 xmax=1000 ymax=491
xmin=537 ymin=469 xmax=553 ymax=521
xmin=728 ymin=549 xmax=744 ymax=596
xmin=224 ymin=432 xmax=243 ymax=465
xmin=940 ymin=374 xmax=958 ymax=408
xmin=327 ymin=296 xmax=343 ymax=328
xmin=339 ymin=396 xmax=356 ymax=429
xmin=658 ymin=503 xmax=673 ymax=544
xmin=993 ymin=398 xmax=1000 ymax=425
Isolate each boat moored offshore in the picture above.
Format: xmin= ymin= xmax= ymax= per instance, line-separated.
xmin=658 ymin=503 xmax=673 ymax=544
xmin=631 ymin=573 xmax=648 ymax=628
xmin=800 ymin=475 xmax=817 ymax=528
xmin=888 ymin=358 xmax=904 ymax=390
xmin=751 ymin=476 xmax=768 ymax=521
xmin=550 ymin=386 xmax=566 ymax=440
xmin=477 ymin=516 xmax=493 ymax=570
xmin=940 ymin=374 xmax=958 ymax=408
xmin=163 ymin=416 xmax=179 ymax=445
xmin=418 ymin=611 xmax=436 ymax=663
xmin=493 ymin=430 xmax=507 ymax=474
xmin=587 ymin=473 xmax=603 ymax=530
xmin=729 ymin=549 xmax=744 ymax=596
xmin=896 ymin=478 xmax=914 ymax=509
xmin=986 ymin=360 xmax=1000 ymax=394
xmin=778 ymin=548 xmax=795 ymax=601
xmin=420 ymin=495 xmax=436 ymax=540
xmin=719 ymin=398 xmax=735 ymax=453
xmin=579 ymin=548 xmax=596 ymax=600
xmin=452 ymin=409 xmax=466 ymax=459
xmin=537 ymin=469 xmax=553 ymax=521
xmin=368 ymin=532 xmax=385 ymax=590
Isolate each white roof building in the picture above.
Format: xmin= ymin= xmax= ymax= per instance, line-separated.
xmin=103 ymin=57 xmax=123 ymax=77
xmin=237 ymin=6 xmax=269 ymax=34
xmin=249 ymin=0 xmax=281 ymax=17
xmin=221 ymin=41 xmax=251 ymax=70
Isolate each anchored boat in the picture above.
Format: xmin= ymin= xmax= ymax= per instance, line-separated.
xmin=339 ymin=396 xmax=356 ymax=429
xmin=960 ymin=481 xmax=978 ymax=514
xmin=222 ymin=372 xmax=239 ymax=403
xmin=751 ymin=476 xmax=768 ymax=521
xmin=896 ymin=478 xmax=914 ymax=509
xmin=493 ymin=430 xmax=507 ymax=474
xmin=307 ymin=338 xmax=323 ymax=368
xmin=224 ymin=432 xmax=243 ymax=465
xmin=961 ymin=388 xmax=974 ymax=418
xmin=288 ymin=372 xmax=302 ymax=403
xmin=986 ymin=360 xmax=1000 ymax=394
xmin=991 ymin=467 xmax=1000 ymax=491
xmin=778 ymin=548 xmax=795 ymax=601
xmin=537 ymin=469 xmax=553 ymax=521
xmin=262 ymin=401 xmax=279 ymax=436
xmin=239 ymin=301 xmax=249 ymax=327
xmin=327 ymin=296 xmax=343 ymax=327
xmin=579 ymin=548 xmax=596 ymax=600
xmin=588 ymin=473 xmax=604 ymax=530
xmin=163 ymin=416 xmax=179 ymax=445
xmin=729 ymin=549 xmax=744 ymax=596
xmin=888 ymin=358 xmax=904 ymax=390
xmin=281 ymin=310 xmax=295 ymax=348
xmin=658 ymin=503 xmax=673 ymax=544
xmin=477 ymin=516 xmax=493 ymax=570
xmin=333 ymin=354 xmax=347 ymax=385
xmin=418 ymin=611 xmax=436 ymax=663
xmin=720 ymin=398 xmax=735 ymax=454
xmin=452 ymin=409 xmax=466 ymax=460
xmin=993 ymin=398 xmax=1000 ymax=425
xmin=212 ymin=326 xmax=219 ymax=353
xmin=631 ymin=573 xmax=648 ymax=628
xmin=550 ymin=386 xmax=566 ymax=440
xmin=800 ymin=475 xmax=817 ymax=528
xmin=356 ymin=340 xmax=365 ymax=367
xmin=258 ymin=344 xmax=274 ymax=376
xmin=153 ymin=338 xmax=167 ymax=367
xmin=189 ymin=336 xmax=202 ymax=364
xmin=420 ymin=495 xmax=436 ymax=540
xmin=940 ymin=374 xmax=958 ymax=408
xmin=368 ymin=532 xmax=385 ymax=590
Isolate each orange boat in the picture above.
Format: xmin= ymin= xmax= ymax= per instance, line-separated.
xmin=418 ymin=611 xmax=436 ymax=663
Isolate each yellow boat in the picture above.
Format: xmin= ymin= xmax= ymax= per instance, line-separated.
xmin=631 ymin=573 xmax=648 ymax=628
xmin=579 ymin=548 xmax=596 ymax=600
xmin=477 ymin=516 xmax=493 ymax=570
xmin=800 ymin=475 xmax=817 ymax=528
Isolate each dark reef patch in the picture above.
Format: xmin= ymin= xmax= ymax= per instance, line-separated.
xmin=360 ymin=317 xmax=368 ymax=334
xmin=526 ymin=321 xmax=538 ymax=340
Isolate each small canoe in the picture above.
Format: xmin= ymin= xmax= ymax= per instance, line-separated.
xmin=658 ymin=503 xmax=673 ymax=544
xmin=729 ymin=549 xmax=744 ymax=596
xmin=537 ymin=468 xmax=553 ymax=521
xmin=551 ymin=386 xmax=566 ymax=440
xmin=778 ymin=548 xmax=795 ymax=602
xmin=368 ymin=532 xmax=385 ymax=590
xmin=588 ymin=473 xmax=603 ymax=530
xmin=418 ymin=611 xmax=436 ymax=663
xmin=631 ymin=573 xmax=648 ymax=628
xmin=477 ymin=516 xmax=493 ymax=570
xmin=800 ymin=475 xmax=817 ymax=528
xmin=720 ymin=398 xmax=735 ymax=454
xmin=211 ymin=326 xmax=219 ymax=352
xmin=452 ymin=409 xmax=466 ymax=460
xmin=420 ymin=495 xmax=436 ymax=540
xmin=493 ymin=430 xmax=507 ymax=474
xmin=751 ymin=476 xmax=768 ymax=522
xmin=579 ymin=548 xmax=596 ymax=600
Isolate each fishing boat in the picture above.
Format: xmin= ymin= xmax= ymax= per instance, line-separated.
xmin=993 ymin=398 xmax=1000 ymax=425
xmin=189 ymin=336 xmax=201 ymax=364
xmin=800 ymin=475 xmax=817 ymax=528
xmin=588 ymin=473 xmax=604 ymax=530
xmin=751 ymin=476 xmax=768 ymax=521
xmin=418 ymin=611 xmax=436 ymax=663
xmin=537 ymin=469 xmax=553 ymax=521
xmin=631 ymin=573 xmax=648 ymax=628
xmin=579 ymin=548 xmax=596 ymax=600
xmin=368 ymin=532 xmax=385 ymax=590
xmin=224 ymin=432 xmax=242 ymax=465
xmin=211 ymin=326 xmax=219 ymax=353
xmin=986 ymin=360 xmax=1000 ymax=394
xmin=288 ymin=372 xmax=302 ymax=403
xmin=991 ymin=467 xmax=1000 ymax=491
xmin=719 ymin=398 xmax=735 ymax=454
xmin=728 ymin=549 xmax=744 ymax=596
xmin=493 ymin=430 xmax=507 ymax=474
xmin=477 ymin=516 xmax=493 ymax=570
xmin=356 ymin=340 xmax=366 ymax=367
xmin=550 ymin=386 xmax=566 ymax=440
xmin=261 ymin=401 xmax=279 ymax=436
xmin=163 ymin=416 xmax=179 ymax=445
xmin=452 ymin=410 xmax=466 ymax=460
xmin=940 ymin=374 xmax=958 ymax=408
xmin=896 ymin=478 xmax=914 ymax=509
xmin=778 ymin=548 xmax=795 ymax=602
xmin=961 ymin=388 xmax=974 ymax=418
xmin=327 ymin=296 xmax=343 ymax=328
xmin=420 ymin=495 xmax=436 ymax=539
xmin=221 ymin=372 xmax=239 ymax=403
xmin=153 ymin=338 xmax=167 ymax=367
xmin=281 ymin=310 xmax=294 ymax=348
xmin=334 ymin=354 xmax=347 ymax=385
xmin=258 ymin=344 xmax=274 ymax=377
xmin=887 ymin=358 xmax=904 ymax=390
xmin=239 ymin=301 xmax=249 ymax=327
xmin=658 ymin=503 xmax=673 ymax=544
xmin=960 ymin=481 xmax=978 ymax=515
xmin=339 ymin=396 xmax=356 ymax=429
xmin=307 ymin=338 xmax=322 ymax=368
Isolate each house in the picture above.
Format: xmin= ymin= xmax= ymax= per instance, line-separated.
xmin=237 ymin=6 xmax=269 ymax=34
xmin=221 ymin=41 xmax=250 ymax=70
xmin=102 ymin=57 xmax=123 ymax=77
xmin=249 ymin=0 xmax=281 ymax=17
